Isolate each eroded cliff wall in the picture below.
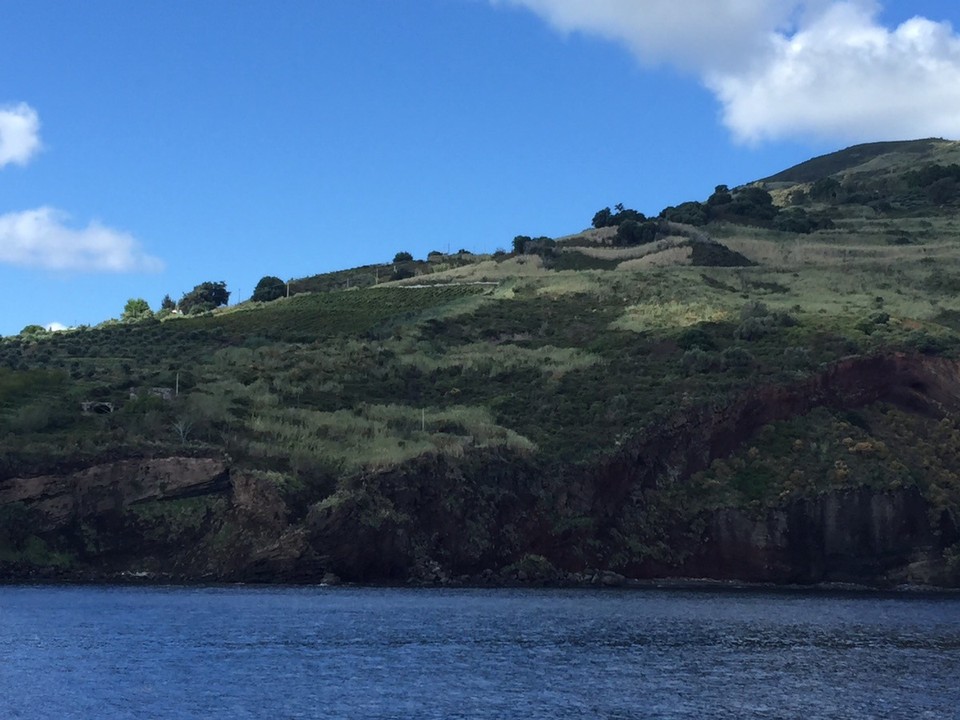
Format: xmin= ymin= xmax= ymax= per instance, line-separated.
xmin=1 ymin=353 xmax=958 ymax=586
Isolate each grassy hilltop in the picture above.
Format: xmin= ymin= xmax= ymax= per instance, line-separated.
xmin=4 ymin=138 xmax=960 ymax=585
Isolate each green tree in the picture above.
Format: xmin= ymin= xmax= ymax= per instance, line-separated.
xmin=512 ymin=235 xmax=531 ymax=254
xmin=615 ymin=220 xmax=658 ymax=246
xmin=393 ymin=251 xmax=413 ymax=263
xmin=178 ymin=281 xmax=230 ymax=315
xmin=659 ymin=201 xmax=708 ymax=226
xmin=160 ymin=294 xmax=176 ymax=311
xmin=252 ymin=275 xmax=286 ymax=302
xmin=727 ymin=186 xmax=778 ymax=223
xmin=928 ymin=177 xmax=959 ymax=205
xmin=594 ymin=205 xmax=645 ymax=228
xmin=121 ymin=298 xmax=153 ymax=323
xmin=707 ymin=184 xmax=733 ymax=206
xmin=809 ymin=177 xmax=841 ymax=202
xmin=592 ymin=207 xmax=613 ymax=228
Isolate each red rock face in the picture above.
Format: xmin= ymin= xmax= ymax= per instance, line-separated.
xmin=579 ymin=353 xmax=960 ymax=586
xmin=591 ymin=353 xmax=960 ymax=508
xmin=0 ymin=457 xmax=229 ymax=529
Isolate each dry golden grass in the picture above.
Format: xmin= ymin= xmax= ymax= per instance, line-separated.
xmin=535 ymin=272 xmax=605 ymax=297
xmin=555 ymin=227 xmax=618 ymax=246
xmin=722 ymin=234 xmax=960 ymax=268
xmin=612 ymin=300 xmax=731 ymax=332
xmin=391 ymin=255 xmax=549 ymax=285
xmin=617 ymin=246 xmax=693 ymax=270
xmin=564 ymin=235 xmax=688 ymax=261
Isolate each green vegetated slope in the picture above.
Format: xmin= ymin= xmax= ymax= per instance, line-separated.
xmin=5 ymin=138 xmax=960 ymax=585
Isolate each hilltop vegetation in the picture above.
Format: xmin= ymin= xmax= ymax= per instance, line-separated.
xmin=4 ymin=138 xmax=960 ymax=586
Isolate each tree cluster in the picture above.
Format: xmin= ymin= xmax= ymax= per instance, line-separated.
xmin=906 ymin=164 xmax=960 ymax=205
xmin=614 ymin=220 xmax=658 ymax=246
xmin=178 ymin=281 xmax=230 ymax=315
xmin=512 ymin=235 xmax=556 ymax=256
xmin=589 ymin=204 xmax=661 ymax=247
xmin=252 ymin=276 xmax=286 ymax=303
xmin=658 ymin=184 xmax=829 ymax=233
xmin=591 ymin=203 xmax=646 ymax=229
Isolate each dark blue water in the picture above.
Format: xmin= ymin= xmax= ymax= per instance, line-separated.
xmin=0 ymin=586 xmax=958 ymax=719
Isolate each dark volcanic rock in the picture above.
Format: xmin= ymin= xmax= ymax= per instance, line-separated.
xmin=682 ymin=487 xmax=949 ymax=587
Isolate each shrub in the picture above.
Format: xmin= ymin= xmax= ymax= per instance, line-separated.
xmin=615 ymin=220 xmax=658 ymax=246
xmin=739 ymin=301 xmax=770 ymax=321
xmin=707 ymin=185 xmax=733 ymax=207
xmin=708 ymin=186 xmax=778 ymax=225
xmin=809 ymin=177 xmax=841 ymax=202
xmin=773 ymin=208 xmax=822 ymax=234
xmin=904 ymin=330 xmax=949 ymax=355
xmin=721 ymin=347 xmax=754 ymax=369
xmin=514 ymin=236 xmax=555 ymax=257
xmin=927 ymin=269 xmax=960 ymax=294
xmin=659 ymin=201 xmax=708 ymax=226
xmin=783 ymin=346 xmax=812 ymax=370
xmin=681 ymin=348 xmax=719 ymax=374
xmin=735 ymin=317 xmax=775 ymax=341
xmin=735 ymin=302 xmax=797 ymax=339
xmin=676 ymin=326 xmax=717 ymax=351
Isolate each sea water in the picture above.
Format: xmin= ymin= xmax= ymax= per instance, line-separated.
xmin=0 ymin=585 xmax=957 ymax=719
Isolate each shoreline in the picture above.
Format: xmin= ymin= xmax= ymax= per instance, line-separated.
xmin=3 ymin=571 xmax=958 ymax=596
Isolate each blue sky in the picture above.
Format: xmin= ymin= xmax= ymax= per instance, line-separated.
xmin=2 ymin=0 xmax=959 ymax=335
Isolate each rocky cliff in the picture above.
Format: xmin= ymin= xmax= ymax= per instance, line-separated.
xmin=0 ymin=457 xmax=229 ymax=529
xmin=682 ymin=486 xmax=955 ymax=586
xmin=2 ymin=353 xmax=959 ymax=587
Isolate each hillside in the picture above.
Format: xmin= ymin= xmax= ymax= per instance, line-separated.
xmin=4 ymin=140 xmax=960 ymax=587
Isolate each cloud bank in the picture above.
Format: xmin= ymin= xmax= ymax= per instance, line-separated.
xmin=0 ymin=103 xmax=42 ymax=167
xmin=0 ymin=207 xmax=164 ymax=272
xmin=497 ymin=0 xmax=960 ymax=143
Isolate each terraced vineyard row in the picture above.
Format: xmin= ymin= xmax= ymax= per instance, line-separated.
xmin=195 ymin=284 xmax=492 ymax=340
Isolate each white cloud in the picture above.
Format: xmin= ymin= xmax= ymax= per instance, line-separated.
xmin=496 ymin=0 xmax=960 ymax=143
xmin=495 ymin=0 xmax=803 ymax=73
xmin=709 ymin=3 xmax=960 ymax=143
xmin=45 ymin=322 xmax=69 ymax=332
xmin=0 ymin=103 xmax=42 ymax=167
xmin=0 ymin=207 xmax=164 ymax=272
